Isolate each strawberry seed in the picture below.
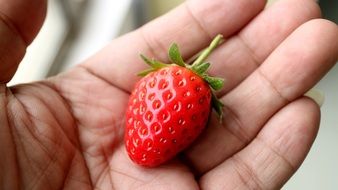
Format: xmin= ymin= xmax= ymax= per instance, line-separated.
xmin=148 ymin=93 xmax=155 ymax=101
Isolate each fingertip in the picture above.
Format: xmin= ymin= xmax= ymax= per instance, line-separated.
xmin=0 ymin=0 xmax=47 ymax=44
xmin=260 ymin=97 xmax=321 ymax=167
xmin=298 ymin=18 xmax=338 ymax=46
xmin=298 ymin=18 xmax=338 ymax=67
xmin=269 ymin=0 xmax=322 ymax=17
xmin=304 ymin=18 xmax=338 ymax=36
xmin=294 ymin=97 xmax=321 ymax=134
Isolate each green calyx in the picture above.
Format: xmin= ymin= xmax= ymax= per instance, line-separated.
xmin=138 ymin=34 xmax=225 ymax=120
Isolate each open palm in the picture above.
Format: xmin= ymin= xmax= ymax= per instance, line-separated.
xmin=1 ymin=0 xmax=337 ymax=189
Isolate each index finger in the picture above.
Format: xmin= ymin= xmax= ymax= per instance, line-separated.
xmin=82 ymin=0 xmax=266 ymax=92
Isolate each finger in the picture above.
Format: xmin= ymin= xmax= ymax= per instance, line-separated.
xmin=184 ymin=19 xmax=338 ymax=173
xmin=0 ymin=0 xmax=47 ymax=83
xmin=82 ymin=0 xmax=266 ymax=92
xmin=208 ymin=0 xmax=321 ymax=94
xmin=199 ymin=98 xmax=320 ymax=189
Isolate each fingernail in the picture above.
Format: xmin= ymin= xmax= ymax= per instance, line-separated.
xmin=304 ymin=89 xmax=325 ymax=107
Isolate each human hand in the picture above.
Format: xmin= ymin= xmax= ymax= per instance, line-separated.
xmin=1 ymin=0 xmax=337 ymax=189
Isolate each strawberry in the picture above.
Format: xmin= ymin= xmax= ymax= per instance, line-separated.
xmin=125 ymin=35 xmax=224 ymax=167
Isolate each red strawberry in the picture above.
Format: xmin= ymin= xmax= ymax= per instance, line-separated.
xmin=125 ymin=35 xmax=224 ymax=167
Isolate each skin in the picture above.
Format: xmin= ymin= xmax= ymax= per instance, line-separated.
xmin=0 ymin=0 xmax=337 ymax=189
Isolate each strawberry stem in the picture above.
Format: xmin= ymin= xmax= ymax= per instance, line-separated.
xmin=191 ymin=34 xmax=224 ymax=67
xmin=192 ymin=62 xmax=210 ymax=74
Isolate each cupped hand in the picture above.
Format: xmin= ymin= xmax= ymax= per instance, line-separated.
xmin=1 ymin=0 xmax=337 ymax=189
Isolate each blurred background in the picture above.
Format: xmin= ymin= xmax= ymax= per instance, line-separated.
xmin=8 ymin=0 xmax=338 ymax=189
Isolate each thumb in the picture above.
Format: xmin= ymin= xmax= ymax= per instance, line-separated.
xmin=0 ymin=0 xmax=47 ymax=83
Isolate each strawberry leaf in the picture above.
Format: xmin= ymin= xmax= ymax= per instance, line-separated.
xmin=140 ymin=54 xmax=167 ymax=69
xmin=203 ymin=75 xmax=224 ymax=91
xmin=211 ymin=92 xmax=224 ymax=120
xmin=168 ymin=43 xmax=186 ymax=67
xmin=137 ymin=68 xmax=156 ymax=76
